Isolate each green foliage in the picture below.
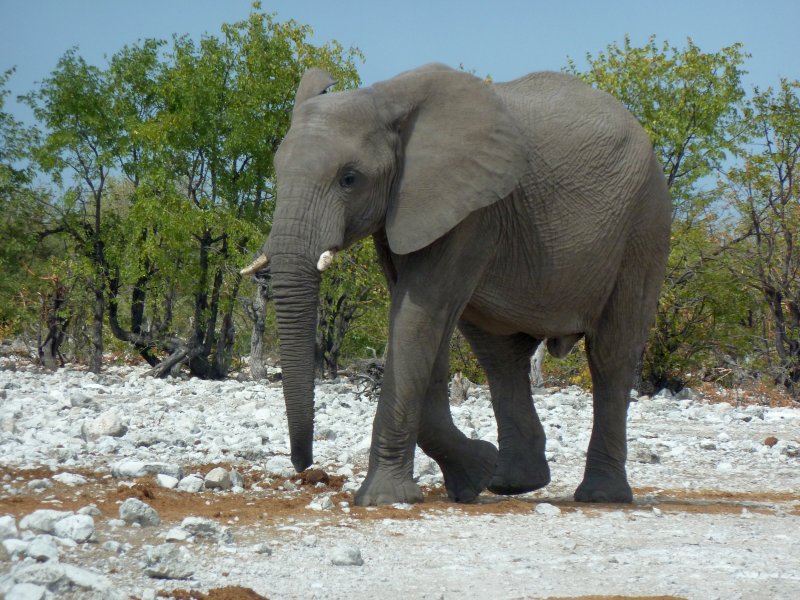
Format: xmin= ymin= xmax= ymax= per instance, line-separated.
xmin=318 ymin=240 xmax=389 ymax=377
xmin=6 ymin=4 xmax=363 ymax=375
xmin=725 ymin=80 xmax=800 ymax=392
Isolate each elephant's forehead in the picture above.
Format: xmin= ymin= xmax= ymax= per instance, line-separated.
xmin=293 ymin=91 xmax=378 ymax=131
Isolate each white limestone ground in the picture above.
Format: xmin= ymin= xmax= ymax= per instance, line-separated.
xmin=1 ymin=357 xmax=799 ymax=599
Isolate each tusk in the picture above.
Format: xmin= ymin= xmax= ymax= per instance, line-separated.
xmin=317 ymin=249 xmax=337 ymax=272
xmin=240 ymin=254 xmax=270 ymax=276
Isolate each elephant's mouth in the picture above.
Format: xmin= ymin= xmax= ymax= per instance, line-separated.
xmin=241 ymin=249 xmax=338 ymax=276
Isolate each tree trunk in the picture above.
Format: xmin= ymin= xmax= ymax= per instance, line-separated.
xmin=38 ymin=280 xmax=68 ymax=370
xmin=531 ymin=341 xmax=545 ymax=387
xmin=247 ymin=270 xmax=272 ymax=380
xmin=90 ymin=278 xmax=104 ymax=373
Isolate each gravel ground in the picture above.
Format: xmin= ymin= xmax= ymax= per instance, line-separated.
xmin=1 ymin=358 xmax=799 ymax=600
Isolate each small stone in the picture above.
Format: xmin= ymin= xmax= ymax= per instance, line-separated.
xmin=119 ymin=498 xmax=161 ymax=527
xmin=0 ymin=414 xmax=16 ymax=433
xmin=102 ymin=540 xmax=123 ymax=553
xmin=156 ymin=474 xmax=179 ymax=489
xmin=3 ymin=538 xmax=30 ymax=559
xmin=26 ymin=535 xmax=60 ymax=562
xmin=82 ymin=409 xmax=127 ymax=440
xmin=6 ymin=583 xmax=47 ymax=600
xmin=330 ymin=544 xmax=364 ymax=566
xmin=308 ymin=495 xmax=334 ymax=511
xmin=204 ymin=467 xmax=232 ymax=490
xmin=27 ymin=479 xmax=53 ymax=492
xmin=251 ymin=542 xmax=272 ymax=555
xmin=229 ymin=469 xmax=244 ymax=489
xmin=265 ymin=456 xmax=294 ymax=477
xmin=143 ymin=543 xmax=195 ymax=579
xmin=764 ymin=436 xmax=779 ymax=447
xmin=78 ymin=505 xmax=101 ymax=517
xmin=180 ymin=516 xmax=233 ymax=544
xmin=107 ymin=519 xmax=126 ymax=528
xmin=52 ymin=472 xmax=88 ymax=486
xmin=0 ymin=514 xmax=18 ymax=540
xmin=111 ymin=460 xmax=183 ymax=480
xmin=177 ymin=474 xmax=204 ymax=492
xmin=699 ymin=439 xmax=717 ymax=450
xmin=630 ymin=444 xmax=660 ymax=464
xmin=301 ymin=535 xmax=317 ymax=547
xmin=534 ymin=502 xmax=561 ymax=516
xmin=19 ymin=510 xmax=74 ymax=534
xmin=163 ymin=527 xmax=190 ymax=542
xmin=53 ymin=514 xmax=95 ymax=543
xmin=70 ymin=391 xmax=99 ymax=410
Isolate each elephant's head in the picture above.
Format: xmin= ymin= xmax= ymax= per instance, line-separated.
xmin=243 ymin=64 xmax=526 ymax=472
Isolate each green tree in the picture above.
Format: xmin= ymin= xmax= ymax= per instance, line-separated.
xmin=22 ymin=51 xmax=122 ymax=372
xmin=317 ymin=240 xmax=389 ymax=378
xmin=567 ymin=36 xmax=751 ymax=390
xmin=727 ymin=80 xmax=800 ymax=393
xmin=0 ymin=68 xmax=46 ymax=341
xmin=146 ymin=8 xmax=361 ymax=378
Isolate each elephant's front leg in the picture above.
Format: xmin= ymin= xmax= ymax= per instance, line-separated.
xmin=354 ymin=299 xmax=447 ymax=506
xmin=417 ymin=343 xmax=498 ymax=503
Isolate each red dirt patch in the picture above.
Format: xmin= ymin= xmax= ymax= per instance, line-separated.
xmin=1 ymin=466 xmax=797 ymax=526
xmin=158 ymin=587 xmax=268 ymax=600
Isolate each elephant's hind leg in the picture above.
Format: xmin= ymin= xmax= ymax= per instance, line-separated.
xmin=576 ymin=248 xmax=664 ymax=503
xmin=417 ymin=345 xmax=498 ymax=503
xmin=459 ymin=321 xmax=550 ymax=495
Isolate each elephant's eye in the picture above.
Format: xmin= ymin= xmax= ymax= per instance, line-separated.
xmin=339 ymin=172 xmax=357 ymax=189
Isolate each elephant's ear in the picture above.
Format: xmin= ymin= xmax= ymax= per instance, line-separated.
xmin=293 ymin=68 xmax=338 ymax=119
xmin=374 ymin=65 xmax=528 ymax=255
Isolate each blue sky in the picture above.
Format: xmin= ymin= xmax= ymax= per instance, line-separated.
xmin=1 ymin=0 xmax=796 ymax=123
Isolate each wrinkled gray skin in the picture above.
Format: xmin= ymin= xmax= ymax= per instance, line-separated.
xmin=261 ymin=64 xmax=671 ymax=506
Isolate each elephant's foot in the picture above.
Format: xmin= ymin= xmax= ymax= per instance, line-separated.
xmin=574 ymin=468 xmax=633 ymax=503
xmin=437 ymin=439 xmax=498 ymax=503
xmin=354 ymin=471 xmax=424 ymax=507
xmin=488 ymin=448 xmax=550 ymax=495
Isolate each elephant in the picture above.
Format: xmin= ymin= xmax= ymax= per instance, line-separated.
xmin=242 ymin=63 xmax=671 ymax=506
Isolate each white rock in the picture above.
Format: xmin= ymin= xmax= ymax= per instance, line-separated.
xmin=204 ymin=467 xmax=232 ymax=490
xmin=70 ymin=392 xmax=99 ymax=410
xmin=3 ymin=538 xmax=29 ymax=559
xmin=51 ymin=472 xmax=88 ymax=486
xmin=112 ymin=460 xmax=183 ymax=480
xmin=12 ymin=562 xmax=110 ymax=594
xmin=176 ymin=473 xmax=203 ymax=492
xmin=82 ymin=409 xmax=127 ymax=440
xmin=308 ymin=495 xmax=334 ymax=511
xmin=6 ymin=583 xmax=47 ymax=600
xmin=0 ymin=514 xmax=18 ymax=540
xmin=143 ymin=543 xmax=194 ymax=579
xmin=330 ymin=544 xmax=364 ymax=566
xmin=26 ymin=535 xmax=59 ymax=562
xmin=53 ymin=514 xmax=94 ymax=543
xmin=19 ymin=510 xmax=74 ymax=534
xmin=180 ymin=517 xmax=233 ymax=544
xmin=27 ymin=479 xmax=52 ymax=492
xmin=229 ymin=469 xmax=244 ymax=488
xmin=156 ymin=474 xmax=179 ymax=489
xmin=78 ymin=505 xmax=101 ymax=517
xmin=163 ymin=527 xmax=190 ymax=542
xmin=534 ymin=503 xmax=562 ymax=516
xmin=264 ymin=456 xmax=294 ymax=477
xmin=301 ymin=534 xmax=318 ymax=547
xmin=251 ymin=542 xmax=272 ymax=555
xmin=119 ymin=498 xmax=160 ymax=527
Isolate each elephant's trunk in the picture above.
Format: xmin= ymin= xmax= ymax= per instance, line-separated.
xmin=270 ymin=254 xmax=321 ymax=473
